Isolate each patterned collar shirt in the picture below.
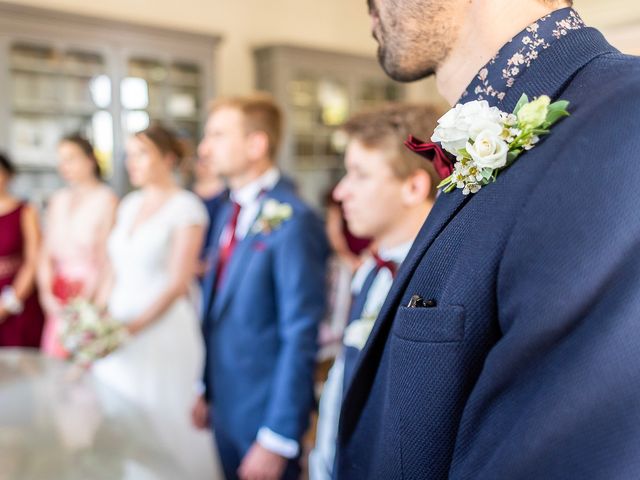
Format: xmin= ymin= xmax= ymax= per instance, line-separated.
xmin=460 ymin=7 xmax=585 ymax=106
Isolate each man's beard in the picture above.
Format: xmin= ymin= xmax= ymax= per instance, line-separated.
xmin=372 ymin=1 xmax=450 ymax=82
xmin=377 ymin=42 xmax=438 ymax=82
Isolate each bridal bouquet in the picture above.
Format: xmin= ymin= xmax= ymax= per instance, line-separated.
xmin=59 ymin=299 xmax=129 ymax=367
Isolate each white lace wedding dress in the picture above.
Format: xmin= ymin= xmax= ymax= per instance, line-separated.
xmin=93 ymin=190 xmax=221 ymax=479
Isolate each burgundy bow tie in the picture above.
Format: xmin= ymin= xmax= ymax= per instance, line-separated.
xmin=372 ymin=251 xmax=398 ymax=279
xmin=404 ymin=135 xmax=454 ymax=179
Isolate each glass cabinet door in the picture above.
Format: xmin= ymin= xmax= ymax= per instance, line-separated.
xmin=288 ymin=74 xmax=348 ymax=169
xmin=9 ymin=43 xmax=111 ymax=172
xmin=121 ymin=57 xmax=204 ymax=186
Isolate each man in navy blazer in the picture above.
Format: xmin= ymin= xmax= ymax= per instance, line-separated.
xmin=336 ymin=1 xmax=640 ymax=478
xmin=193 ymin=94 xmax=329 ymax=480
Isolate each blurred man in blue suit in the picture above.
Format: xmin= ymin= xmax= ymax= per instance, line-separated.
xmin=336 ymin=0 xmax=640 ymax=478
xmin=193 ymin=94 xmax=329 ymax=480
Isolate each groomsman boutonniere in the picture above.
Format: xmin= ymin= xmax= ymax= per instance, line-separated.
xmin=252 ymin=199 xmax=293 ymax=235
xmin=408 ymin=94 xmax=570 ymax=195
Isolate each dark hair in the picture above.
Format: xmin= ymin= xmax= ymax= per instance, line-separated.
xmin=60 ymin=134 xmax=102 ymax=179
xmin=0 ymin=152 xmax=16 ymax=177
xmin=136 ymin=123 xmax=185 ymax=164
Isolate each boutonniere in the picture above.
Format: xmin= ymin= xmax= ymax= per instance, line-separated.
xmin=252 ymin=199 xmax=293 ymax=234
xmin=343 ymin=314 xmax=377 ymax=351
xmin=412 ymin=94 xmax=570 ymax=195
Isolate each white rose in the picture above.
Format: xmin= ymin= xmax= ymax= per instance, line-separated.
xmin=459 ymin=100 xmax=503 ymax=139
xmin=467 ymin=117 xmax=503 ymax=140
xmin=458 ymin=100 xmax=501 ymax=123
xmin=431 ymin=104 xmax=469 ymax=153
xmin=432 ymin=100 xmax=504 ymax=153
xmin=466 ymin=130 xmax=508 ymax=169
xmin=262 ymin=199 xmax=280 ymax=218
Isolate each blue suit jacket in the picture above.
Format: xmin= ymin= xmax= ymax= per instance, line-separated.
xmin=336 ymin=28 xmax=640 ymax=479
xmin=202 ymin=177 xmax=329 ymax=453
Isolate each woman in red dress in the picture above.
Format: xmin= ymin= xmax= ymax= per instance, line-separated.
xmin=0 ymin=153 xmax=45 ymax=347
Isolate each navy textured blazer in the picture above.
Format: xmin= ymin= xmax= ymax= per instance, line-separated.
xmin=336 ymin=25 xmax=640 ymax=480
xmin=201 ymin=177 xmax=329 ymax=454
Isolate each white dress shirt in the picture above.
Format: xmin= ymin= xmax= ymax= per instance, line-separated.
xmin=228 ymin=167 xmax=281 ymax=240
xmin=309 ymin=241 xmax=413 ymax=480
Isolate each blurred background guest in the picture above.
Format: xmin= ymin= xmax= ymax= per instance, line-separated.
xmin=325 ymin=189 xmax=371 ymax=273
xmin=91 ymin=124 xmax=221 ymax=479
xmin=37 ymin=135 xmax=117 ymax=358
xmin=0 ymin=153 xmax=45 ymax=348
xmin=193 ymin=94 xmax=328 ymax=480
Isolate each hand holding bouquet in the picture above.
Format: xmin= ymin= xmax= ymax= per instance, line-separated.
xmin=59 ymin=299 xmax=129 ymax=367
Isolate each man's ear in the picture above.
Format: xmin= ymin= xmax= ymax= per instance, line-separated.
xmin=400 ymin=169 xmax=432 ymax=206
xmin=245 ymin=131 xmax=270 ymax=162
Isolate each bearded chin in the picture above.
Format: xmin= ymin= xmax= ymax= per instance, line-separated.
xmin=377 ymin=46 xmax=436 ymax=83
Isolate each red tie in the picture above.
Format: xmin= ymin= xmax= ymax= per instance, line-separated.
xmin=371 ymin=250 xmax=398 ymax=279
xmin=215 ymin=201 xmax=242 ymax=289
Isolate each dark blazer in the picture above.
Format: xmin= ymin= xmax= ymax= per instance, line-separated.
xmin=201 ymin=177 xmax=329 ymax=455
xmin=336 ymin=28 xmax=640 ymax=479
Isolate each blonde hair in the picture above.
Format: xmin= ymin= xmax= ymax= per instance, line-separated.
xmin=209 ymin=93 xmax=283 ymax=159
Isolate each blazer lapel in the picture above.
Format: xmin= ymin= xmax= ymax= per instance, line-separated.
xmin=208 ymin=176 xmax=297 ymax=321
xmin=340 ymin=27 xmax=619 ymax=441
xmin=212 ymin=208 xmax=262 ymax=320
xmin=500 ymin=27 xmax=617 ymax=112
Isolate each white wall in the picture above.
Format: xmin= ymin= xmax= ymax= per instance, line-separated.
xmin=580 ymin=0 xmax=640 ymax=54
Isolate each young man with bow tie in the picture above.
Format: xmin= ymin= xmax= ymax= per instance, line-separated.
xmin=336 ymin=0 xmax=640 ymax=478
xmin=309 ymin=103 xmax=441 ymax=480
xmin=193 ymin=94 xmax=329 ymax=480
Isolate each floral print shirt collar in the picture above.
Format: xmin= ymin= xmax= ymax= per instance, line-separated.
xmin=459 ymin=7 xmax=585 ymax=106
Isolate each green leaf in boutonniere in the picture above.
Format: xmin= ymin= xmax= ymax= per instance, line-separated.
xmin=433 ymin=93 xmax=570 ymax=195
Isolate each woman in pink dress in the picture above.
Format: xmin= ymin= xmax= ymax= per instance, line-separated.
xmin=0 ymin=153 xmax=45 ymax=347
xmin=38 ymin=135 xmax=117 ymax=358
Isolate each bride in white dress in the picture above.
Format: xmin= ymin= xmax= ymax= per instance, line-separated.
xmin=93 ymin=125 xmax=222 ymax=479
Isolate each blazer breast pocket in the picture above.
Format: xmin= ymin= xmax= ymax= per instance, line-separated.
xmin=392 ymin=304 xmax=465 ymax=343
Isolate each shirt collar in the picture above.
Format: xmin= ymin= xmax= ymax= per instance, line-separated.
xmin=459 ymin=7 xmax=585 ymax=106
xmin=230 ymin=167 xmax=280 ymax=207
xmin=351 ymin=240 xmax=414 ymax=294
xmin=377 ymin=240 xmax=413 ymax=265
